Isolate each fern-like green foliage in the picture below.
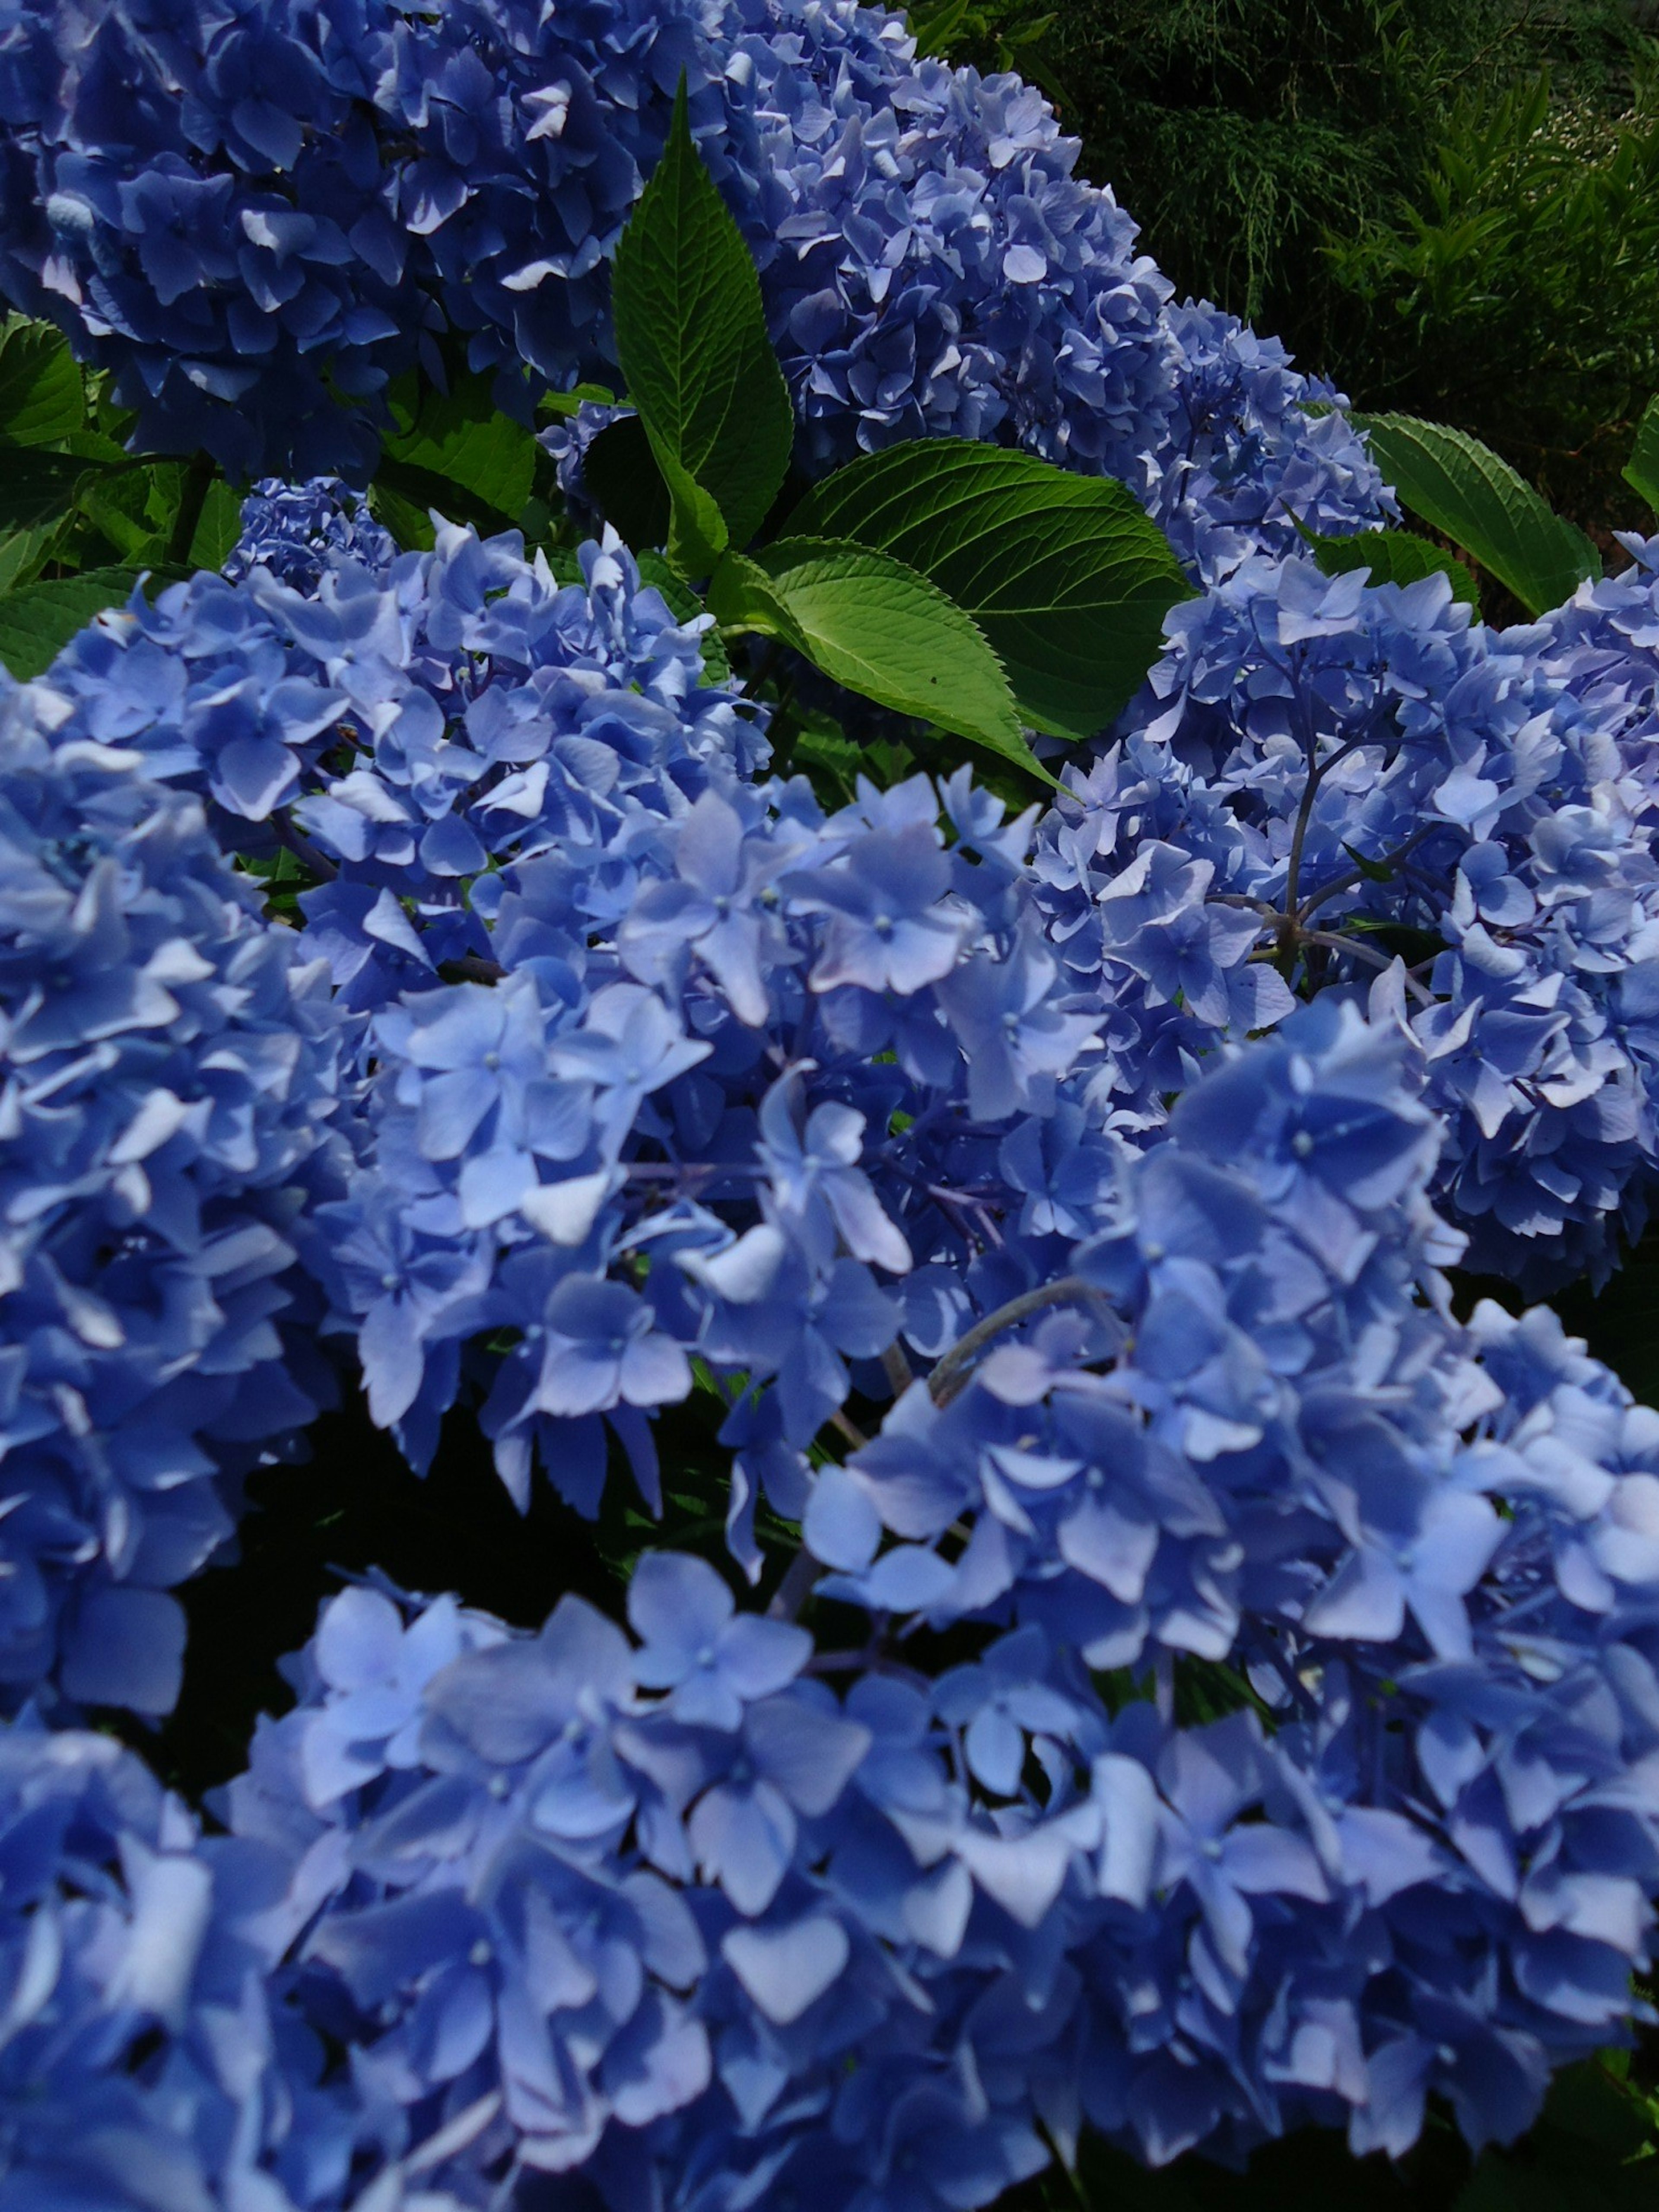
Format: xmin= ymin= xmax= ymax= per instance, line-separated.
xmin=910 ymin=0 xmax=1659 ymax=531
xmin=1327 ymin=67 xmax=1659 ymax=528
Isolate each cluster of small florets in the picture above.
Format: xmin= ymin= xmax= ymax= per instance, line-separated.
xmin=10 ymin=1000 xmax=1646 ymax=2212
xmin=0 ymin=1710 xmax=394 ymax=2209
xmin=0 ymin=675 xmax=346 ymax=1713
xmin=1146 ymin=302 xmax=1402 ymax=581
xmin=5 ymin=0 xmax=1659 ymax=2198
xmin=305 ymin=728 xmax=1100 ymax=1544
xmin=223 ymin=477 xmax=398 ymax=594
xmin=1033 ymin=553 xmax=1659 ymax=1291
xmin=1521 ymin=531 xmax=1659 ymax=781
xmin=36 ymin=523 xmax=767 ymax=1020
xmin=0 ymin=0 xmax=1383 ymax=568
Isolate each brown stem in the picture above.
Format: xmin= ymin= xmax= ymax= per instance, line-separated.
xmin=926 ymin=1273 xmax=1099 ymax=1408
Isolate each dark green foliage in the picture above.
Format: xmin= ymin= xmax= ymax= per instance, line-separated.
xmin=913 ymin=0 xmax=1658 ymax=528
xmin=1353 ymin=411 xmax=1601 ymax=613
xmin=786 ymin=438 xmax=1195 ymax=741
xmin=612 ymin=80 xmax=795 ymax=561
xmin=1327 ymin=69 xmax=1659 ymax=528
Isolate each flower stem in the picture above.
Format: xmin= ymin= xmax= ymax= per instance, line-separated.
xmin=926 ymin=1272 xmax=1098 ymax=1407
xmin=168 ymin=451 xmax=217 ymax=567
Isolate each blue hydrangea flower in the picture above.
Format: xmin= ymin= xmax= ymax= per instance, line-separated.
xmin=1034 ymin=552 xmax=1659 ymax=1290
xmin=225 ymin=475 xmax=398 ymax=593
xmin=0 ymin=1710 xmax=369 ymax=2206
xmin=0 ymin=672 xmax=346 ymax=1713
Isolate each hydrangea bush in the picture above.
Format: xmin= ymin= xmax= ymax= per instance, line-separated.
xmin=3 ymin=1 xmax=1659 ymax=2207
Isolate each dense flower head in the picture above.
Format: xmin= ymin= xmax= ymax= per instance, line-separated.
xmin=1033 ymin=553 xmax=1659 ymax=1290
xmin=0 ymin=672 xmax=345 ymax=1713
xmin=197 ymin=1006 xmax=1659 ymax=2205
xmin=32 ymin=524 xmax=765 ymax=1021
xmin=0 ymin=0 xmax=1376 ymax=575
xmin=226 ymin=474 xmax=399 ymax=594
xmin=1519 ymin=532 xmax=1659 ymax=785
xmin=312 ymin=750 xmax=1104 ymax=1545
xmin=0 ymin=1711 xmax=370 ymax=2208
xmin=1146 ymin=302 xmax=1394 ymax=582
xmin=0 ymin=0 xmax=434 ymax=479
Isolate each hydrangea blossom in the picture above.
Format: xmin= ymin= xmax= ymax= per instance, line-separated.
xmin=1146 ymin=302 xmax=1396 ymax=582
xmin=30 ymin=524 xmax=764 ymax=1020
xmin=0 ymin=673 xmax=345 ymax=1713
xmin=0 ymin=1711 xmax=371 ymax=2207
xmin=200 ymin=1004 xmax=1659 ymax=2207
xmin=0 ymin=0 xmax=433 ymax=480
xmin=311 ymin=747 xmax=1102 ymax=1549
xmin=1033 ymin=553 xmax=1659 ymax=1290
xmin=225 ymin=475 xmax=398 ymax=594
xmin=0 ymin=0 xmax=1381 ymax=572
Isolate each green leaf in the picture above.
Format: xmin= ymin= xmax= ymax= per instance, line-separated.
xmin=582 ymin=414 xmax=671 ymax=552
xmin=0 ymin=566 xmax=175 ymax=680
xmin=611 ymin=80 xmax=793 ymax=558
xmin=0 ymin=525 xmax=56 ymax=595
xmin=1311 ymin=527 xmax=1481 ymax=606
xmin=367 ymin=477 xmax=436 ymax=553
xmin=381 ymin=373 xmax=538 ymax=526
xmin=186 ymin=479 xmax=243 ymax=572
xmin=710 ymin=537 xmax=1042 ymax=777
xmin=0 ymin=450 xmax=102 ymax=535
xmin=1355 ymin=411 xmax=1599 ymax=616
xmin=0 ymin=318 xmax=84 ymax=448
xmin=785 ymin=439 xmax=1194 ymax=741
xmin=538 ymin=383 xmax=619 ymax=420
xmin=659 ymin=445 xmax=728 ymax=577
xmin=1626 ymin=394 xmax=1659 ymax=515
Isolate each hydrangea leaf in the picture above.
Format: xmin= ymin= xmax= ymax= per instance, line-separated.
xmin=1311 ymin=527 xmax=1480 ymax=607
xmin=584 ymin=413 xmax=671 ymax=553
xmin=0 ymin=317 xmax=84 ymax=447
xmin=0 ymin=449 xmax=104 ymax=535
xmin=379 ymin=373 xmax=538 ymax=528
xmin=786 ymin=439 xmax=1195 ymax=740
xmin=187 ymin=480 xmax=244 ymax=572
xmin=368 ymin=477 xmax=435 ymax=553
xmin=1626 ymin=394 xmax=1659 ymax=515
xmin=711 ymin=537 xmax=1044 ymax=777
xmin=611 ymin=80 xmax=794 ymax=559
xmin=1356 ymin=412 xmax=1599 ymax=616
xmin=0 ymin=566 xmax=156 ymax=679
xmin=659 ymin=442 xmax=730 ymax=578
xmin=0 ymin=523 xmax=56 ymax=594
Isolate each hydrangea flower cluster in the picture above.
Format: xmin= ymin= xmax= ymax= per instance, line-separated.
xmin=33 ymin=519 xmax=766 ymax=1018
xmin=7 ymin=0 xmax=1659 ymax=2196
xmin=0 ymin=0 xmax=1384 ymax=572
xmin=1033 ymin=553 xmax=1659 ymax=1291
xmin=224 ymin=475 xmax=398 ymax=594
xmin=1521 ymin=532 xmax=1659 ymax=777
xmin=1147 ymin=303 xmax=1402 ymax=581
xmin=60 ymin=1001 xmax=1648 ymax=2212
xmin=308 ymin=734 xmax=1100 ymax=1549
xmin=0 ymin=1714 xmax=380 ymax=2208
xmin=0 ymin=671 xmax=345 ymax=1715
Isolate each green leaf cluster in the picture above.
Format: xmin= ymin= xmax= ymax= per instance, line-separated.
xmin=0 ymin=317 xmax=213 ymax=676
xmin=1298 ymin=408 xmax=1623 ymax=624
xmin=590 ymin=80 xmax=1190 ymax=785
